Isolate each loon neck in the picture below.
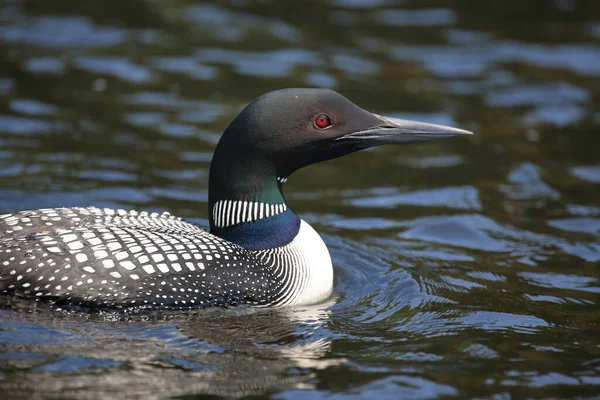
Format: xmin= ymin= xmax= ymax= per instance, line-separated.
xmin=208 ymin=152 xmax=299 ymax=251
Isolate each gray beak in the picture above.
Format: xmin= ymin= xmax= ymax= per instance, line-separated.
xmin=337 ymin=114 xmax=473 ymax=147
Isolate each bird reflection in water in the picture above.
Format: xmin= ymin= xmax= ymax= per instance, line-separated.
xmin=0 ymin=297 xmax=342 ymax=398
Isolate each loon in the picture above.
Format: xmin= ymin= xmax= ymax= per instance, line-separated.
xmin=0 ymin=89 xmax=471 ymax=310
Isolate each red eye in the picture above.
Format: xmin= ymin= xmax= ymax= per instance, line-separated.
xmin=314 ymin=114 xmax=332 ymax=129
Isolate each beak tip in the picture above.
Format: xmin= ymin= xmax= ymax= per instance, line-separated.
xmin=455 ymin=128 xmax=474 ymax=136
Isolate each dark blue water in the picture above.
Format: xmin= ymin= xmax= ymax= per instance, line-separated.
xmin=1 ymin=0 xmax=599 ymax=398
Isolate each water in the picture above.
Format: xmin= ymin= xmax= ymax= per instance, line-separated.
xmin=0 ymin=0 xmax=599 ymax=398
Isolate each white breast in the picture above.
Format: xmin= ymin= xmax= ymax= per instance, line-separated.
xmin=263 ymin=220 xmax=333 ymax=306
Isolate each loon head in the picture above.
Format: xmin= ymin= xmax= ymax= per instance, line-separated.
xmin=209 ymin=88 xmax=471 ymax=249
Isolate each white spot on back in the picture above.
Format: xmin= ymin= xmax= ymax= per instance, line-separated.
xmin=120 ymin=261 xmax=136 ymax=270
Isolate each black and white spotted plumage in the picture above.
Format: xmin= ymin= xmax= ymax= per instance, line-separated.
xmin=0 ymin=207 xmax=330 ymax=310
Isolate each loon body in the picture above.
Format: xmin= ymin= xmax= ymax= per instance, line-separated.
xmin=0 ymin=89 xmax=471 ymax=310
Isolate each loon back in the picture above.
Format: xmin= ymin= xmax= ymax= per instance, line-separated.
xmin=0 ymin=208 xmax=331 ymax=309
xmin=0 ymin=88 xmax=471 ymax=310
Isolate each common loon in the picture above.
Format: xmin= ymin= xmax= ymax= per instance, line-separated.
xmin=0 ymin=89 xmax=471 ymax=310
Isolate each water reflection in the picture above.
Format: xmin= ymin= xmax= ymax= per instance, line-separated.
xmin=0 ymin=300 xmax=339 ymax=398
xmin=1 ymin=0 xmax=600 ymax=398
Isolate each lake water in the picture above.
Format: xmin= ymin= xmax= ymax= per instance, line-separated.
xmin=1 ymin=0 xmax=599 ymax=398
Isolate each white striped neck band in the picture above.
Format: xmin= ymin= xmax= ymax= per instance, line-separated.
xmin=212 ymin=200 xmax=287 ymax=228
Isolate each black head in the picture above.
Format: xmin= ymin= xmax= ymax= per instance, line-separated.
xmin=208 ymin=88 xmax=472 ymax=248
xmin=213 ymin=88 xmax=471 ymax=179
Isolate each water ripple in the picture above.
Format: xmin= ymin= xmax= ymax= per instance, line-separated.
xmin=519 ymin=272 xmax=600 ymax=294
xmin=571 ymin=166 xmax=600 ymax=183
xmin=0 ymin=16 xmax=125 ymax=48
xmin=399 ymin=214 xmax=514 ymax=252
xmin=348 ymin=185 xmax=481 ymax=210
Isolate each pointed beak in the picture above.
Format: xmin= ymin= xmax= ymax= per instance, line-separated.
xmin=337 ymin=114 xmax=473 ymax=147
